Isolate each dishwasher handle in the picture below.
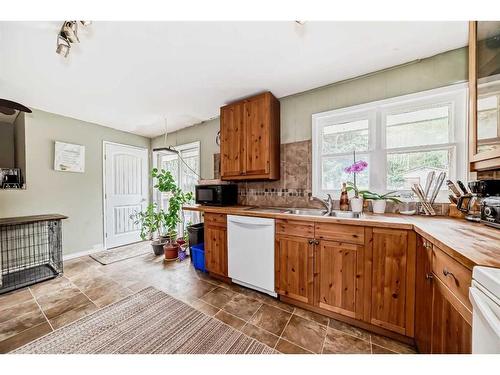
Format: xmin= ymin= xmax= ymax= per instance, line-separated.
xmin=228 ymin=215 xmax=274 ymax=227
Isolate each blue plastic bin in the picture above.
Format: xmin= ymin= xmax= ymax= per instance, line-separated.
xmin=191 ymin=243 xmax=207 ymax=273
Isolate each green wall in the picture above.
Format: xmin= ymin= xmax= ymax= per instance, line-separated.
xmin=152 ymin=47 xmax=468 ymax=180
xmin=0 ymin=109 xmax=150 ymax=256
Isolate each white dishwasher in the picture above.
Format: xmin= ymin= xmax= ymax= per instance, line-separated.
xmin=469 ymin=266 xmax=500 ymax=353
xmin=227 ymin=215 xmax=276 ymax=297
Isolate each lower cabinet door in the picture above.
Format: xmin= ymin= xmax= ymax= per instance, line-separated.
xmin=275 ymin=235 xmax=314 ymax=304
xmin=414 ymin=237 xmax=433 ymax=353
xmin=205 ymin=225 xmax=228 ymax=277
xmin=370 ymin=228 xmax=415 ymax=336
xmin=431 ymin=276 xmax=472 ymax=354
xmin=315 ymin=240 xmax=364 ymax=319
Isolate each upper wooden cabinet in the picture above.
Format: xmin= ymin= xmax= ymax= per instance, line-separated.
xmin=220 ymin=92 xmax=280 ymax=180
xmin=468 ymin=21 xmax=500 ymax=171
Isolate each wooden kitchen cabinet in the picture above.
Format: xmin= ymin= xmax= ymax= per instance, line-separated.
xmin=204 ymin=213 xmax=228 ymax=277
xmin=431 ymin=276 xmax=472 ymax=354
xmin=220 ymin=92 xmax=280 ymax=180
xmin=415 ymin=237 xmax=433 ymax=353
xmin=369 ymin=228 xmax=416 ymax=337
xmin=414 ymin=235 xmax=472 ymax=354
xmin=275 ymin=234 xmax=314 ymax=305
xmin=315 ymin=240 xmax=365 ymax=319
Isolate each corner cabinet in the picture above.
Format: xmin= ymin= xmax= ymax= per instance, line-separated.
xmin=220 ymin=92 xmax=280 ymax=180
xmin=204 ymin=213 xmax=228 ymax=277
xmin=414 ymin=236 xmax=472 ymax=354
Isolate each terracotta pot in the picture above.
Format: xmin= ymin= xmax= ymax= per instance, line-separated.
xmin=163 ymin=241 xmax=180 ymax=261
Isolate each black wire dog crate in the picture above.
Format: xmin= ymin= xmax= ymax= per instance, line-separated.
xmin=0 ymin=215 xmax=66 ymax=294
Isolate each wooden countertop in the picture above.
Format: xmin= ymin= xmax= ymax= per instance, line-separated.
xmin=184 ymin=205 xmax=500 ymax=270
xmin=0 ymin=214 xmax=68 ymax=226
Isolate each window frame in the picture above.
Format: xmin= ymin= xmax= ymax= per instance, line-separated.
xmin=312 ymin=84 xmax=468 ymax=203
xmin=152 ymin=141 xmax=201 ymax=233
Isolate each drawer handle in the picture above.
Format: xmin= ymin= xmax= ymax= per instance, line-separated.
xmin=308 ymin=239 xmax=315 ymax=244
xmin=443 ymin=269 xmax=455 ymax=279
xmin=425 ymin=273 xmax=433 ymax=280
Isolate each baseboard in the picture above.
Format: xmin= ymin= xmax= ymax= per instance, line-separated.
xmin=63 ymin=247 xmax=105 ymax=261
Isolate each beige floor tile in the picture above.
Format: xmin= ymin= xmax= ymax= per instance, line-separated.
xmin=249 ymin=304 xmax=291 ymax=336
xmin=275 ymin=339 xmax=313 ymax=354
xmin=200 ymin=287 xmax=237 ymax=308
xmin=370 ymin=334 xmax=416 ymax=354
xmin=0 ymin=309 xmax=47 ymax=342
xmin=0 ymin=299 xmax=40 ymax=325
xmin=49 ymin=301 xmax=98 ymax=330
xmin=281 ymin=315 xmax=327 ymax=353
xmin=322 ymin=329 xmax=371 ymax=354
xmin=372 ymin=344 xmax=397 ymax=354
xmin=293 ymin=307 xmax=329 ymax=326
xmin=190 ymin=299 xmax=220 ymax=316
xmin=0 ymin=322 xmax=52 ymax=354
xmin=214 ymin=310 xmax=246 ymax=330
xmin=328 ymin=318 xmax=371 ymax=341
xmin=223 ymin=294 xmax=262 ymax=320
xmin=0 ymin=288 xmax=33 ymax=311
xmin=241 ymin=323 xmax=279 ymax=348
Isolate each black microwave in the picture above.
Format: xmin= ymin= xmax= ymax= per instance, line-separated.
xmin=195 ymin=184 xmax=238 ymax=206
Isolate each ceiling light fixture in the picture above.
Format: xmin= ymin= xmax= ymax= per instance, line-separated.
xmin=56 ymin=21 xmax=91 ymax=58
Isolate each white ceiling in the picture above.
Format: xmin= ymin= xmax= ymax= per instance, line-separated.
xmin=0 ymin=21 xmax=468 ymax=137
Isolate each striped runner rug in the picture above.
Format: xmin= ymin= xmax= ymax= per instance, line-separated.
xmin=13 ymin=287 xmax=276 ymax=354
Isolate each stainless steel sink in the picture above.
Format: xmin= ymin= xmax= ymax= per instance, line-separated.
xmin=328 ymin=210 xmax=362 ymax=219
xmin=286 ymin=208 xmax=327 ymax=216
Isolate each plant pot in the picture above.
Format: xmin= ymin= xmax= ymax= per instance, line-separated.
xmin=350 ymin=197 xmax=364 ymax=213
xmin=151 ymin=240 xmax=166 ymax=256
xmin=163 ymin=241 xmax=180 ymax=262
xmin=372 ymin=200 xmax=387 ymax=214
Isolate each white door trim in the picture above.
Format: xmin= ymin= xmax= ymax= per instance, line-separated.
xmin=102 ymin=141 xmax=149 ymax=250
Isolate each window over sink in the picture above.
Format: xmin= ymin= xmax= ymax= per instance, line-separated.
xmin=312 ymin=84 xmax=467 ymax=202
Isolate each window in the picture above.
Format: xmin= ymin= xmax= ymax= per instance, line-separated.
xmin=153 ymin=141 xmax=200 ymax=234
xmin=312 ymin=85 xmax=467 ymax=202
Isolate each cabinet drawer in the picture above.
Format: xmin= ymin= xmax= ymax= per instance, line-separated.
xmin=314 ymin=222 xmax=364 ymax=244
xmin=276 ymin=219 xmax=314 ymax=238
xmin=432 ymin=246 xmax=472 ymax=310
xmin=204 ymin=213 xmax=227 ymax=227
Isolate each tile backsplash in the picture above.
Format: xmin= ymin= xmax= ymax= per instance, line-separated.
xmin=214 ymin=139 xmax=450 ymax=215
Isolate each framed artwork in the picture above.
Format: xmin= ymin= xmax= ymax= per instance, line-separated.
xmin=54 ymin=141 xmax=85 ymax=173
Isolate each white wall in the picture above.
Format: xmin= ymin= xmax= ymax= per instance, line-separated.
xmin=151 ymin=48 xmax=468 ymax=180
xmin=0 ymin=109 xmax=150 ymax=256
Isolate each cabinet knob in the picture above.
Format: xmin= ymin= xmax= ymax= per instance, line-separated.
xmin=314 ymin=240 xmax=320 ymax=245
xmin=308 ymin=239 xmax=314 ymax=244
xmin=425 ymin=273 xmax=434 ymax=280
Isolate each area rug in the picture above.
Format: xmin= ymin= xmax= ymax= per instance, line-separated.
xmin=12 ymin=287 xmax=276 ymax=354
xmin=90 ymin=241 xmax=152 ymax=265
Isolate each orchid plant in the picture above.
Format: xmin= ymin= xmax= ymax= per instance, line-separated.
xmin=344 ymin=151 xmax=368 ymax=198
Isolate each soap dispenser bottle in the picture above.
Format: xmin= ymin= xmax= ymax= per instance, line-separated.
xmin=340 ymin=182 xmax=349 ymax=211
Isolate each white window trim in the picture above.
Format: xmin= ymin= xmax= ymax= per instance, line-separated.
xmin=312 ymin=84 xmax=468 ymax=203
xmin=152 ymin=141 xmax=200 ymax=207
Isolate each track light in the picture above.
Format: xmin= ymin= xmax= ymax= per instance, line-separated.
xmin=62 ymin=21 xmax=79 ymax=43
xmin=55 ymin=21 xmax=91 ymax=58
xmin=56 ymin=34 xmax=71 ymax=58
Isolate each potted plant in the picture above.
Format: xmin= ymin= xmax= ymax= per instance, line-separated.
xmin=130 ymin=203 xmax=166 ymax=255
xmin=151 ymin=168 xmax=194 ymax=261
xmin=362 ymin=190 xmax=402 ymax=214
xmin=344 ymin=151 xmax=368 ymax=213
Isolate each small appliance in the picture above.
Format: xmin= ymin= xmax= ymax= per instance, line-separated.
xmin=482 ymin=197 xmax=500 ymax=229
xmin=1 ymin=168 xmax=21 ymax=189
xmin=457 ymin=180 xmax=500 ymax=223
xmin=195 ymin=183 xmax=238 ymax=206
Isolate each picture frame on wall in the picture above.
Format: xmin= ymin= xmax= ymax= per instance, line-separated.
xmin=54 ymin=141 xmax=85 ymax=173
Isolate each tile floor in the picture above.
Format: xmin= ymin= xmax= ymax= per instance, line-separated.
xmin=0 ymin=247 xmax=417 ymax=354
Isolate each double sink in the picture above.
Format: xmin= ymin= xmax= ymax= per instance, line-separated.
xmin=246 ymin=207 xmax=362 ymax=218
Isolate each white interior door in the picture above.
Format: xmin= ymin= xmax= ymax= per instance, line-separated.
xmin=104 ymin=142 xmax=148 ymax=249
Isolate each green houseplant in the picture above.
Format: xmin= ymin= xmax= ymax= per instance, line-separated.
xmin=130 ymin=203 xmax=166 ymax=255
xmin=361 ymin=190 xmax=402 ymax=214
xmin=151 ymin=168 xmax=194 ymax=261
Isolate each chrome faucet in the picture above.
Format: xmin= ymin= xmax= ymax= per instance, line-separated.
xmin=310 ymin=194 xmax=334 ymax=216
